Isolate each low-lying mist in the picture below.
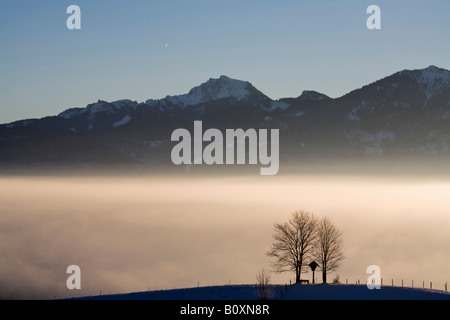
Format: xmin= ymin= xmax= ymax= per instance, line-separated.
xmin=1 ymin=169 xmax=449 ymax=299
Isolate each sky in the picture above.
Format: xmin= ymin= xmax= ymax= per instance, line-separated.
xmin=1 ymin=0 xmax=450 ymax=123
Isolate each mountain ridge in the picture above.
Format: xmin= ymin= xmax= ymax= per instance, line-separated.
xmin=3 ymin=65 xmax=448 ymax=126
xmin=1 ymin=66 xmax=449 ymax=170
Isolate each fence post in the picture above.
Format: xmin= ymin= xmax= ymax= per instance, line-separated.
xmin=445 ymin=282 xmax=447 ymax=292
xmin=423 ymin=281 xmax=425 ymax=288
xmin=402 ymin=279 xmax=403 ymax=287
xmin=391 ymin=279 xmax=393 ymax=286
xmin=412 ymin=280 xmax=414 ymax=288
xmin=430 ymin=282 xmax=432 ymax=290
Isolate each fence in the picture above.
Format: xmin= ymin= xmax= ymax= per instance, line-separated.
xmin=344 ymin=278 xmax=448 ymax=292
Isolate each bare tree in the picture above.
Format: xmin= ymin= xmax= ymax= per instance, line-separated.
xmin=313 ymin=216 xmax=344 ymax=283
xmin=255 ymin=268 xmax=273 ymax=300
xmin=266 ymin=210 xmax=317 ymax=283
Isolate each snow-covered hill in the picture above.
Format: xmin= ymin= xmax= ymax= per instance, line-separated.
xmin=71 ymin=284 xmax=450 ymax=300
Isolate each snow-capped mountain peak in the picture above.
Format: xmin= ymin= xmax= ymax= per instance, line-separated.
xmin=162 ymin=75 xmax=252 ymax=108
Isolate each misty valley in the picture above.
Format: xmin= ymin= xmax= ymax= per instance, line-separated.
xmin=1 ymin=173 xmax=449 ymax=299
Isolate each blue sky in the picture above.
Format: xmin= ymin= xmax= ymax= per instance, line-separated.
xmin=1 ymin=0 xmax=449 ymax=123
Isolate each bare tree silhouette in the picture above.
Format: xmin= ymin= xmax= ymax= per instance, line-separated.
xmin=266 ymin=210 xmax=317 ymax=283
xmin=313 ymin=216 xmax=345 ymax=283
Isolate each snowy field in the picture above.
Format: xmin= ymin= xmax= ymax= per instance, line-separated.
xmin=71 ymin=284 xmax=450 ymax=300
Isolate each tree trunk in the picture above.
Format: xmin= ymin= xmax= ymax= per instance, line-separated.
xmin=322 ymin=270 xmax=327 ymax=283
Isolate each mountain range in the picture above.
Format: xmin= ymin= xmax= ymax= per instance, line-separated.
xmin=1 ymin=65 xmax=450 ymax=172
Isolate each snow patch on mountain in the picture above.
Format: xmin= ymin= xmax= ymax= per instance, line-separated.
xmin=113 ymin=114 xmax=132 ymax=128
xmin=347 ymin=107 xmax=361 ymax=121
xmin=110 ymin=99 xmax=139 ymax=109
xmin=58 ymin=108 xmax=84 ymax=120
xmin=347 ymin=101 xmax=370 ymax=121
xmin=144 ymin=99 xmax=159 ymax=107
xmin=268 ymin=101 xmax=289 ymax=111
xmin=346 ymin=130 xmax=395 ymax=144
xmin=58 ymin=100 xmax=138 ymax=120
xmin=86 ymin=101 xmax=117 ymax=120
xmin=401 ymin=66 xmax=450 ymax=103
xmin=345 ymin=130 xmax=395 ymax=156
